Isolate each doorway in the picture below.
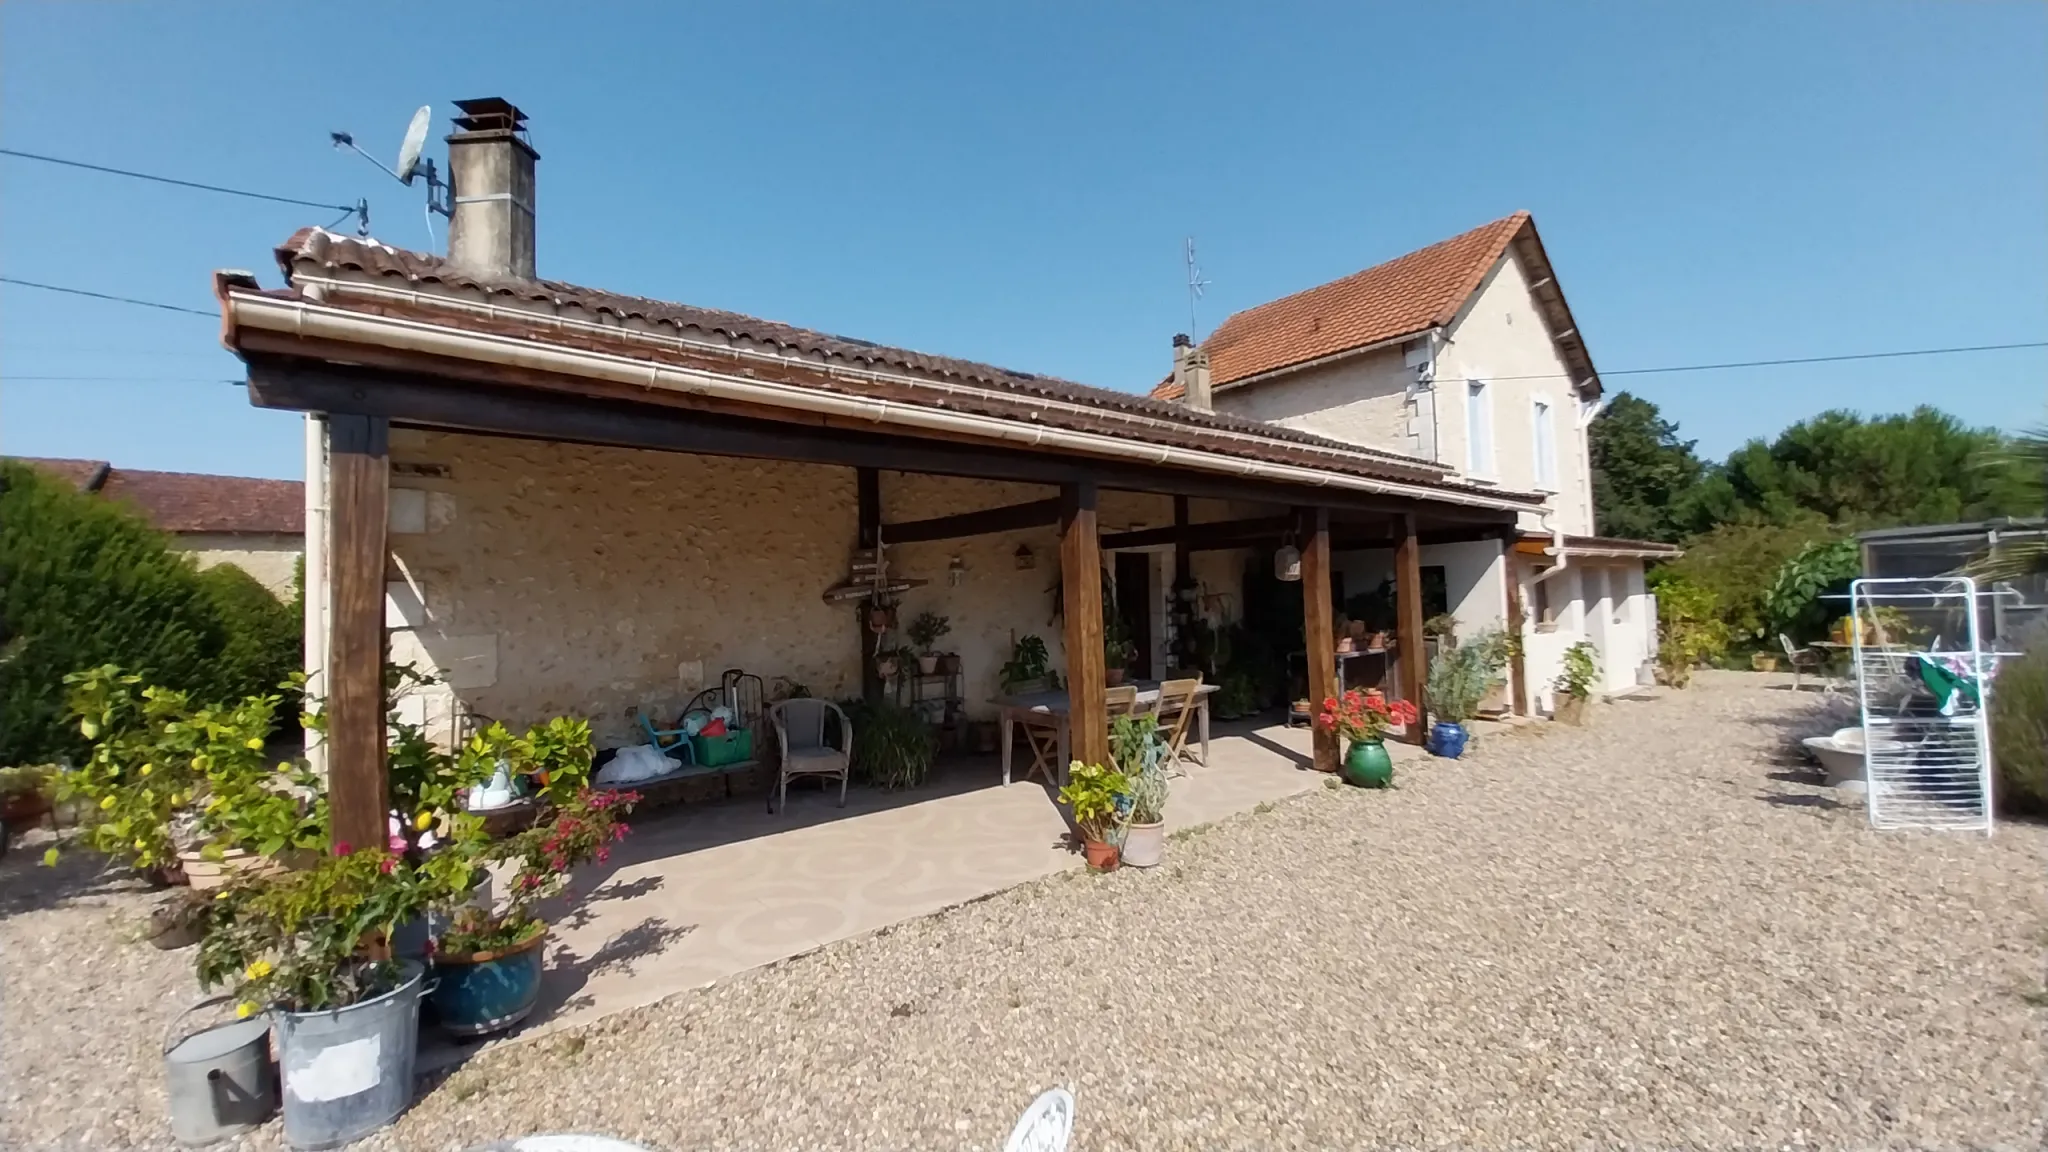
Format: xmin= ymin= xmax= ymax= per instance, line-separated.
xmin=1114 ymin=551 xmax=1153 ymax=680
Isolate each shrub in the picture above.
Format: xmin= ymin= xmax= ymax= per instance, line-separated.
xmin=199 ymin=563 xmax=302 ymax=722
xmin=1665 ymin=517 xmax=1835 ymax=643
xmin=1647 ymin=571 xmax=1728 ymax=688
xmin=1762 ymin=538 xmax=1860 ymax=643
xmin=1991 ymin=631 xmax=2048 ymax=816
xmin=0 ymin=462 xmax=229 ymax=766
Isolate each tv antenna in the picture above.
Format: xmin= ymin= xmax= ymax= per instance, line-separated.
xmin=1184 ymin=237 xmax=1212 ymax=340
xmin=331 ymin=105 xmax=452 ymax=245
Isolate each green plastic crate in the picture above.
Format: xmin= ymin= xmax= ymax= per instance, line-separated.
xmin=691 ymin=728 xmax=753 ymax=768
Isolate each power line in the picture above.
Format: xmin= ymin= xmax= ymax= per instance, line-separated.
xmin=0 ymin=276 xmax=217 ymax=317
xmin=2 ymin=375 xmax=240 ymax=384
xmin=1486 ymin=339 xmax=2048 ymax=384
xmin=0 ymin=147 xmax=356 ymax=214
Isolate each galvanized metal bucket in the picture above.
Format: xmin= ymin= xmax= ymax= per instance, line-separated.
xmin=275 ymin=960 xmax=427 ymax=1150
xmin=163 ymin=996 xmax=278 ymax=1146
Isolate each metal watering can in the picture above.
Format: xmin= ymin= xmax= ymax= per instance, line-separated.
xmin=163 ymin=996 xmax=278 ymax=1145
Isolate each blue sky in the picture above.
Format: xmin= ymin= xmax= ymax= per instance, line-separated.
xmin=3 ymin=1 xmax=2042 ymax=480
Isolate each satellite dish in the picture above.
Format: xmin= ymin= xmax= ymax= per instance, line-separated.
xmin=395 ymin=105 xmax=432 ymax=185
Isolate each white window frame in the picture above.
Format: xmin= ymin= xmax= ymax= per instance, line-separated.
xmin=1531 ymin=393 xmax=1558 ymax=492
xmin=1465 ymin=377 xmax=1495 ymax=479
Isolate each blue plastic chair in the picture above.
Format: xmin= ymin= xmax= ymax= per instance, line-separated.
xmin=636 ymin=708 xmax=699 ymax=767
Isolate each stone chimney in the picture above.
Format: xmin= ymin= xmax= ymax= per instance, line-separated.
xmin=1171 ymin=333 xmax=1212 ymax=412
xmin=446 ymin=97 xmax=538 ymax=279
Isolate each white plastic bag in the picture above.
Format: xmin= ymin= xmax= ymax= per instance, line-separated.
xmin=595 ymin=743 xmax=678 ymax=786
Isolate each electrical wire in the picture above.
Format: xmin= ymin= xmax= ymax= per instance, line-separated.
xmin=0 ymin=276 xmax=217 ymax=317
xmin=1478 ymin=340 xmax=2048 ymax=384
xmin=1 ymin=375 xmax=239 ymax=383
xmin=0 ymin=147 xmax=356 ymax=214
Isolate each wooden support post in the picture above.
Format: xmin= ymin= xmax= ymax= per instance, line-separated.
xmin=1060 ymin=481 xmax=1109 ymax=773
xmin=1501 ymin=531 xmax=1529 ymax=716
xmin=1297 ymin=506 xmax=1339 ymax=773
xmin=1394 ymin=511 xmax=1428 ymax=744
xmin=325 ymin=414 xmax=389 ymax=853
xmin=857 ymin=467 xmax=883 ymax=705
xmin=1172 ymin=495 xmax=1191 ymax=585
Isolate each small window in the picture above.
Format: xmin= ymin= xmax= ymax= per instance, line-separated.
xmin=1532 ymin=399 xmax=1557 ymax=490
xmin=1466 ymin=380 xmax=1493 ymax=476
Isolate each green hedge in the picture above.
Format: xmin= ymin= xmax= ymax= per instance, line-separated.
xmin=1991 ymin=633 xmax=2048 ymax=817
xmin=0 ymin=460 xmax=299 ymax=766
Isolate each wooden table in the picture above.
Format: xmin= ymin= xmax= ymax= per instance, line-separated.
xmin=992 ymin=681 xmax=1217 ymax=786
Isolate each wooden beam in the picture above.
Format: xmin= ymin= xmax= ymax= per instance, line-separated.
xmin=246 ymin=361 xmax=1526 ymax=524
xmin=1060 ymin=482 xmax=1108 ymax=773
xmin=881 ymin=497 xmax=1060 ymax=544
xmin=1099 ymin=515 xmax=1291 ymax=551
xmin=1502 ymin=541 xmax=1529 ymax=717
xmin=856 ymin=467 xmax=883 ymax=705
xmin=1171 ymin=496 xmax=1191 ymax=580
xmin=325 ymin=414 xmax=389 ymax=853
xmin=1394 ymin=511 xmax=1428 ymax=745
xmin=1297 ymin=506 xmax=1339 ymax=773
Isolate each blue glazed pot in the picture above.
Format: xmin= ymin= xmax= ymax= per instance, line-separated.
xmin=429 ymin=930 xmax=547 ymax=1038
xmin=1427 ymin=721 xmax=1469 ymax=759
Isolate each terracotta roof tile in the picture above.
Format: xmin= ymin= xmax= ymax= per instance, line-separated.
xmin=264 ymin=229 xmax=1538 ymax=498
xmin=12 ymin=458 xmax=301 ymax=534
xmin=1155 ymin=213 xmax=1537 ymax=398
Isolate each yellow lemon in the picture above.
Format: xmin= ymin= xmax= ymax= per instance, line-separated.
xmin=235 ymin=1002 xmax=257 ymax=1019
xmin=42 ymin=848 xmax=59 ymax=868
xmin=100 ymin=795 xmax=116 ymax=810
xmin=140 ymin=763 xmax=153 ymax=776
xmin=414 ymin=811 xmax=434 ymax=831
xmin=134 ymin=838 xmax=146 ymax=851
xmin=245 ymin=738 xmax=265 ymax=750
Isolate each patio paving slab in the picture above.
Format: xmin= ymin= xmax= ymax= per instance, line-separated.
xmin=420 ymin=719 xmax=1347 ymax=1066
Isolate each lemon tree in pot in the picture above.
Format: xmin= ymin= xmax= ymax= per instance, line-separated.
xmin=198 ymin=843 xmax=469 ymax=1149
xmin=1056 ymin=761 xmax=1130 ymax=871
xmin=907 ymin=611 xmax=951 ymax=676
xmin=427 ymin=785 xmax=637 ymax=1038
xmin=55 ymin=666 xmax=326 ymax=884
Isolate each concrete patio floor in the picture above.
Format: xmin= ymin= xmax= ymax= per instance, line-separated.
xmin=425 ymin=717 xmax=1421 ymax=1065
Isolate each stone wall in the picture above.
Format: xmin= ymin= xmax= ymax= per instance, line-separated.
xmin=375 ymin=430 xmax=1184 ymax=747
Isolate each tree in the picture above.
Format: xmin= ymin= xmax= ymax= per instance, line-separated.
xmin=1683 ymin=407 xmax=2033 ymax=533
xmin=1967 ymin=425 xmax=2048 ymax=584
xmin=1588 ymin=392 xmax=1704 ymax=543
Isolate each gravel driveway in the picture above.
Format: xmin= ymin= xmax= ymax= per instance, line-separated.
xmin=6 ymin=672 xmax=2045 ymax=1151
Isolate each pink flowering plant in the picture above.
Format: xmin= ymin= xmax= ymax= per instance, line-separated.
xmin=436 ymin=786 xmax=638 ymax=958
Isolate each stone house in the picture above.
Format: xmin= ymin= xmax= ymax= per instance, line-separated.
xmin=1151 ymin=213 xmax=1680 ymax=710
xmin=214 ymin=98 xmax=1564 ymax=848
xmin=13 ymin=456 xmax=303 ymax=597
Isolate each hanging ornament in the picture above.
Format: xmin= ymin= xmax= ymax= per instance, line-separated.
xmin=1274 ymin=543 xmax=1302 ymax=582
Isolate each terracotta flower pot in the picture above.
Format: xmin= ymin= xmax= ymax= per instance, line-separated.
xmin=0 ymin=792 xmax=50 ymax=828
xmin=1336 ymin=637 xmax=1355 ymax=654
xmin=178 ymin=847 xmax=310 ymax=892
xmin=1368 ymin=632 xmax=1389 ymax=651
xmin=1105 ymin=667 xmax=1128 ymax=687
xmin=939 ymin=652 xmax=962 ymax=675
xmin=917 ymin=654 xmax=940 ymax=676
xmin=1082 ymin=837 xmax=1119 ymax=871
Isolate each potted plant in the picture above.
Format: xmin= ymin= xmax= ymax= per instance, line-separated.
xmin=908 ymin=611 xmax=951 ymax=676
xmin=865 ymin=599 xmax=897 ymax=634
xmin=1104 ymin=614 xmax=1136 ymax=687
xmin=57 ymin=666 xmax=326 ymax=886
xmin=1056 ymin=760 xmax=1130 ymax=871
xmin=1317 ymin=688 xmax=1418 ymax=787
xmin=428 ymin=786 xmax=636 ymax=1037
xmin=847 ymin=698 xmax=939 ymax=790
xmin=1423 ymin=613 xmax=1459 ymax=642
xmin=938 ymin=651 xmax=963 ymax=676
xmin=874 ymin=646 xmax=905 ymax=681
xmin=1553 ymin=641 xmax=1599 ymax=725
xmin=0 ymin=763 xmax=55 ymax=834
xmin=1424 ymin=638 xmax=1498 ymax=759
xmin=197 ymin=842 xmax=468 ymax=1148
xmin=1111 ymin=714 xmax=1168 ymax=866
xmin=1751 ymin=650 xmax=1781 ymax=673
xmin=1000 ymin=634 xmax=1053 ymax=692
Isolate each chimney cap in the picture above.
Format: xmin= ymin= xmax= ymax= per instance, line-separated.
xmin=451 ymin=97 xmax=529 ymax=134
xmin=1171 ymin=333 xmax=1192 ymax=348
